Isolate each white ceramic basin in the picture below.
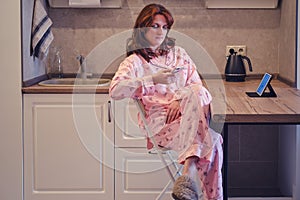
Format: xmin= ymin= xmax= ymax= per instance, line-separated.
xmin=38 ymin=78 xmax=111 ymax=87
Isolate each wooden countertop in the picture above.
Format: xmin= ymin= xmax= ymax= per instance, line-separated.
xmin=23 ymin=78 xmax=300 ymax=124
xmin=207 ymin=79 xmax=300 ymax=124
xmin=22 ymin=84 xmax=110 ymax=94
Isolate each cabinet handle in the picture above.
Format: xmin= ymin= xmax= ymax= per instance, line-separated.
xmin=108 ymin=100 xmax=111 ymax=123
xmin=148 ymin=149 xmax=166 ymax=155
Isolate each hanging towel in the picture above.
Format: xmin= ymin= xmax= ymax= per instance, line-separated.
xmin=31 ymin=0 xmax=54 ymax=60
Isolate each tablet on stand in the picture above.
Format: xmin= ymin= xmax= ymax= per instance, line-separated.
xmin=246 ymin=73 xmax=277 ymax=98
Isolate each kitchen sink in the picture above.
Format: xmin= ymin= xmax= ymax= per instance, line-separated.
xmin=38 ymin=78 xmax=111 ymax=87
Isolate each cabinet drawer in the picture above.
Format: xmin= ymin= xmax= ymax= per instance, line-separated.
xmin=115 ymin=148 xmax=181 ymax=200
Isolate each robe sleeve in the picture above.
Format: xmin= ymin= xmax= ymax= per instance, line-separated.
xmin=173 ymin=48 xmax=212 ymax=106
xmin=109 ymin=56 xmax=155 ymax=100
xmin=173 ymin=48 xmax=201 ymax=98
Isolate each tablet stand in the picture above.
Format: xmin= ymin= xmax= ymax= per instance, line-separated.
xmin=246 ymin=81 xmax=277 ymax=98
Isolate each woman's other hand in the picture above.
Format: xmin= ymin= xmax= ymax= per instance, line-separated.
xmin=152 ymin=69 xmax=175 ymax=84
xmin=166 ymin=100 xmax=181 ymax=124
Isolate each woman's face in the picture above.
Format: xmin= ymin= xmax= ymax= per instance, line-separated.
xmin=144 ymin=14 xmax=168 ymax=50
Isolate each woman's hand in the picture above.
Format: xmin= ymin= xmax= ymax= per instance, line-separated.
xmin=166 ymin=100 xmax=181 ymax=124
xmin=152 ymin=69 xmax=175 ymax=85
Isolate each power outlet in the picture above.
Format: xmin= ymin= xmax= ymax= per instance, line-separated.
xmin=226 ymin=45 xmax=247 ymax=56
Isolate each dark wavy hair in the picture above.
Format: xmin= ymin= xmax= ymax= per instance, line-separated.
xmin=126 ymin=4 xmax=175 ymax=62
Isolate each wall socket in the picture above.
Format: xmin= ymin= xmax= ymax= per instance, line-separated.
xmin=226 ymin=45 xmax=247 ymax=56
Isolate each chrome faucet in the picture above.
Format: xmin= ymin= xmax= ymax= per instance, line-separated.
xmin=76 ymin=55 xmax=87 ymax=80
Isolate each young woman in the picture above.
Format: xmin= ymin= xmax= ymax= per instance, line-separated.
xmin=109 ymin=4 xmax=223 ymax=200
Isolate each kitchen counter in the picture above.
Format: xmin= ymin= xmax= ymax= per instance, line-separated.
xmin=22 ymin=73 xmax=114 ymax=94
xmin=23 ymin=79 xmax=300 ymax=121
xmin=22 ymin=78 xmax=300 ymax=200
xmin=22 ymin=84 xmax=110 ymax=94
xmin=205 ymin=78 xmax=300 ymax=200
xmin=207 ymin=79 xmax=300 ymax=124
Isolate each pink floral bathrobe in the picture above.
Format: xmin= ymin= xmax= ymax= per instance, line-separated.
xmin=109 ymin=46 xmax=223 ymax=200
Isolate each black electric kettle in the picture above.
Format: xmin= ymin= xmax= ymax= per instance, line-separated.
xmin=225 ymin=48 xmax=253 ymax=82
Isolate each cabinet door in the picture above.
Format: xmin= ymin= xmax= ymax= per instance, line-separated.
xmin=205 ymin=0 xmax=278 ymax=8
xmin=115 ymin=148 xmax=181 ymax=200
xmin=23 ymin=94 xmax=114 ymax=200
xmin=114 ymin=98 xmax=147 ymax=147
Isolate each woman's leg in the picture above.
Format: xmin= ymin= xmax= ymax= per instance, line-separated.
xmin=149 ymin=86 xmax=223 ymax=199
xmin=196 ymin=137 xmax=223 ymax=200
xmin=179 ymin=137 xmax=223 ymax=200
xmin=183 ymin=156 xmax=199 ymax=177
xmin=182 ymin=156 xmax=202 ymax=196
xmin=172 ymin=156 xmax=200 ymax=200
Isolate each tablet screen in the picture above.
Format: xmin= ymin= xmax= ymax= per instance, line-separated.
xmin=256 ymin=73 xmax=272 ymax=96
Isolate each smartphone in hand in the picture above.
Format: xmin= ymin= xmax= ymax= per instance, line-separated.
xmin=172 ymin=66 xmax=184 ymax=74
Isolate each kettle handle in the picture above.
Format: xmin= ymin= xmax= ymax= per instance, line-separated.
xmin=241 ymin=56 xmax=253 ymax=72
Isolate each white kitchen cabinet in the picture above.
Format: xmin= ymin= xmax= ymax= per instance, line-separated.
xmin=23 ymin=94 xmax=114 ymax=200
xmin=113 ymin=99 xmax=180 ymax=200
xmin=205 ymin=0 xmax=278 ymax=8
xmin=48 ymin=0 xmax=122 ymax=8
xmin=24 ymin=94 xmax=178 ymax=200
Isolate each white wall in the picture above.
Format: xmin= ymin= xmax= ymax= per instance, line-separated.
xmin=279 ymin=0 xmax=297 ymax=83
xmin=298 ymin=0 xmax=300 ymax=89
xmin=295 ymin=1 xmax=300 ymax=199
xmin=0 ymin=0 xmax=22 ymax=200
xmin=298 ymin=0 xmax=300 ymax=90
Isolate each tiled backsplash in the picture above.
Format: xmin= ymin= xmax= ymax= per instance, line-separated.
xmin=48 ymin=0 xmax=281 ymax=76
